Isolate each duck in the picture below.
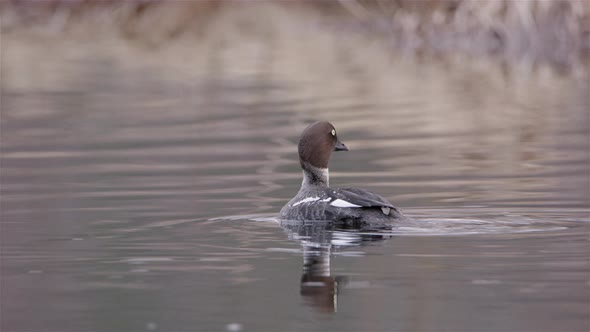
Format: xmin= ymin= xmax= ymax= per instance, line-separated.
xmin=280 ymin=121 xmax=405 ymax=226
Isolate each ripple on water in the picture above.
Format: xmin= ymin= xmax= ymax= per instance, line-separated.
xmin=210 ymin=207 xmax=586 ymax=238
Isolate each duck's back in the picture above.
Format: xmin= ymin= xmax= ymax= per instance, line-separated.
xmin=279 ymin=186 xmax=404 ymax=226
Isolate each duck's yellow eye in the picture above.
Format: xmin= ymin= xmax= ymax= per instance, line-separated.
xmin=331 ymin=129 xmax=336 ymax=136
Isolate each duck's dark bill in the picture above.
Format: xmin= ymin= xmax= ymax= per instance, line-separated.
xmin=334 ymin=141 xmax=348 ymax=151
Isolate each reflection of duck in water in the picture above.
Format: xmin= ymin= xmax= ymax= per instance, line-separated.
xmin=281 ymin=221 xmax=393 ymax=313
xmin=280 ymin=121 xmax=406 ymax=227
xmin=300 ymin=245 xmax=343 ymax=313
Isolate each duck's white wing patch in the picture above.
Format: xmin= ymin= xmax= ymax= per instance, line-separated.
xmin=292 ymin=196 xmax=320 ymax=207
xmin=330 ymin=199 xmax=362 ymax=208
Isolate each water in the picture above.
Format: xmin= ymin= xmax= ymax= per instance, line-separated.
xmin=1 ymin=27 xmax=589 ymax=332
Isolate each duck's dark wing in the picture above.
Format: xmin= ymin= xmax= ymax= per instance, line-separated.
xmin=320 ymin=187 xmax=406 ymax=223
xmin=328 ymin=187 xmax=397 ymax=211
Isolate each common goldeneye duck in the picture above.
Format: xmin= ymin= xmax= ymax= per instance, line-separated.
xmin=280 ymin=121 xmax=405 ymax=225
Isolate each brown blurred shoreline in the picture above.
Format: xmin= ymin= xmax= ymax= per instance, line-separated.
xmin=1 ymin=0 xmax=589 ymax=70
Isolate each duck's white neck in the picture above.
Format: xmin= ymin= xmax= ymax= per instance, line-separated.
xmin=302 ymin=164 xmax=329 ymax=187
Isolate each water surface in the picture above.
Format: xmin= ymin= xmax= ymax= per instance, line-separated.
xmin=1 ymin=25 xmax=589 ymax=332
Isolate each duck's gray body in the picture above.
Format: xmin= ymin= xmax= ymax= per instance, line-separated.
xmin=281 ymin=189 xmax=403 ymax=225
xmin=279 ymin=122 xmax=405 ymax=227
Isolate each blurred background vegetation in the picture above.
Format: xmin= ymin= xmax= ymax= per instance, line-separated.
xmin=2 ymin=0 xmax=589 ymax=71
